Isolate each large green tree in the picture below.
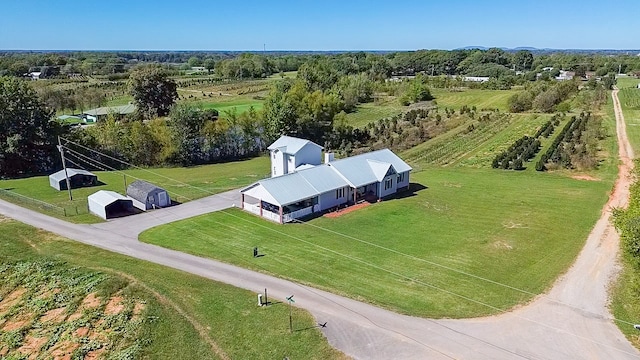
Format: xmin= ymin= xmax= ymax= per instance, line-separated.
xmin=0 ymin=77 xmax=61 ymax=178
xmin=128 ymin=65 xmax=178 ymax=119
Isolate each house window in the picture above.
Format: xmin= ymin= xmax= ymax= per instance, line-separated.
xmin=273 ymin=166 xmax=276 ymax=174
xmin=397 ymin=172 xmax=405 ymax=183
xmin=272 ymin=152 xmax=276 ymax=159
xmin=336 ymin=188 xmax=344 ymax=199
xmin=384 ymin=178 xmax=393 ymax=190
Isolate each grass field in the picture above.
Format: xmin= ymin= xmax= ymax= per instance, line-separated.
xmin=0 ymin=157 xmax=269 ymax=223
xmin=616 ymin=76 xmax=640 ymax=89
xmin=0 ymin=217 xmax=344 ymax=359
xmin=141 ymin=162 xmax=615 ymax=318
xmin=617 ymin=87 xmax=640 ymax=152
xmin=432 ymin=88 xmax=517 ymax=111
xmin=457 ymin=114 xmax=552 ymax=168
xmin=344 ymin=100 xmax=405 ymax=128
xmin=198 ymin=98 xmax=264 ymax=115
xmin=140 ymin=95 xmax=618 ymax=319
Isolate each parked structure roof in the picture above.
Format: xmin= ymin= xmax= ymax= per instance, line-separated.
xmin=126 ymin=180 xmax=165 ymax=202
xmin=83 ymin=104 xmax=136 ymax=116
xmin=49 ymin=168 xmax=96 ymax=182
xmin=88 ymin=190 xmax=129 ymax=207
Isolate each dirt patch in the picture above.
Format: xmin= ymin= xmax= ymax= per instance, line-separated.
xmin=503 ymin=221 xmax=528 ymax=229
xmin=0 ymin=288 xmax=27 ymax=313
xmin=81 ymin=292 xmax=102 ymax=309
xmin=572 ymin=174 xmax=600 ymax=181
xmin=40 ymin=307 xmax=66 ymax=323
xmin=324 ymin=202 xmax=371 ymax=218
xmin=17 ymin=334 xmax=48 ymax=358
xmin=85 ymin=347 xmax=106 ymax=360
xmin=68 ymin=292 xmax=102 ymax=321
xmin=2 ymin=313 xmax=33 ymax=331
xmin=104 ymin=296 xmax=125 ymax=315
xmin=49 ymin=340 xmax=79 ymax=360
xmin=74 ymin=327 xmax=90 ymax=337
xmin=131 ymin=302 xmax=146 ymax=320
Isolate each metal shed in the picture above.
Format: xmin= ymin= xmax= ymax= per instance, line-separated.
xmin=88 ymin=190 xmax=134 ymax=220
xmin=126 ymin=180 xmax=170 ymax=211
xmin=49 ymin=168 xmax=97 ymax=191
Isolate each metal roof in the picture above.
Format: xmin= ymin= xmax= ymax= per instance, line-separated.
xmin=329 ymin=149 xmax=412 ymax=187
xmin=49 ymin=168 xmax=96 ymax=182
xmin=126 ymin=180 xmax=166 ymax=202
xmin=83 ymin=104 xmax=136 ymax=117
xmin=242 ymin=148 xmax=412 ymax=206
xmin=88 ymin=190 xmax=130 ymax=207
xmin=267 ymin=135 xmax=323 ymax=154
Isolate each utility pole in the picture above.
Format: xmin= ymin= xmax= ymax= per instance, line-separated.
xmin=57 ymin=136 xmax=73 ymax=201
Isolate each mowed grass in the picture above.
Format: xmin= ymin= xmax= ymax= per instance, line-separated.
xmin=616 ymin=76 xmax=640 ymax=89
xmin=617 ymin=87 xmax=640 ymax=152
xmin=199 ymin=98 xmax=264 ymax=115
xmin=0 ymin=157 xmax=270 ymax=223
xmin=432 ymin=88 xmax=517 ymax=111
xmin=141 ymin=166 xmax=614 ymax=318
xmin=0 ymin=217 xmax=344 ymax=360
xmin=344 ymin=100 xmax=405 ymax=128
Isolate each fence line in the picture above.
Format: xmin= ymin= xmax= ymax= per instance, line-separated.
xmin=0 ymin=188 xmax=65 ymax=215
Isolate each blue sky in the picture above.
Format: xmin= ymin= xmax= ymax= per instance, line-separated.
xmin=1 ymin=0 xmax=638 ymax=50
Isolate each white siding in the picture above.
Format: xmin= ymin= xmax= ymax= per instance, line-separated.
xmin=293 ymin=143 xmax=322 ymax=169
xmin=88 ymin=197 xmax=107 ymax=220
xmin=379 ymin=175 xmax=397 ymax=198
xmin=396 ymin=171 xmax=410 ymax=189
xmin=271 ymin=149 xmax=287 ymax=177
xmin=318 ymin=186 xmax=349 ymax=211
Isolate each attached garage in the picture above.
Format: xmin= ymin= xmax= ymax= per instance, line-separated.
xmin=49 ymin=168 xmax=97 ymax=191
xmin=126 ymin=180 xmax=171 ymax=211
xmin=88 ymin=190 xmax=134 ymax=220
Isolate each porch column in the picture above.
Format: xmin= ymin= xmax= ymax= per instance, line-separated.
xmin=259 ymin=200 xmax=263 ymax=216
xmin=279 ymin=206 xmax=283 ymax=224
xmin=353 ymin=187 xmax=357 ymax=203
xmin=241 ymin=193 xmax=245 ymax=209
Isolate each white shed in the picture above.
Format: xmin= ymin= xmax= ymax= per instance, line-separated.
xmin=88 ymin=190 xmax=134 ymax=220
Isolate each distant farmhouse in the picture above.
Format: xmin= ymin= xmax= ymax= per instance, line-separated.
xmin=82 ymin=104 xmax=136 ymax=123
xmin=49 ymin=168 xmax=97 ymax=191
xmin=241 ymin=136 xmax=412 ymax=223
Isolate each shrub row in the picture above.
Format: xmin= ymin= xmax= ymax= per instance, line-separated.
xmin=492 ymin=136 xmax=541 ymax=170
xmin=536 ymin=112 xmax=590 ymax=171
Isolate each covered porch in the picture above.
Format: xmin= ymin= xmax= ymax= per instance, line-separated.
xmin=241 ymin=193 xmax=317 ymax=224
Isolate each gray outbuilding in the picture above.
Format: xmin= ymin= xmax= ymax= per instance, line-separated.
xmin=126 ymin=180 xmax=171 ymax=211
xmin=88 ymin=190 xmax=134 ymax=220
xmin=49 ymin=168 xmax=98 ymax=191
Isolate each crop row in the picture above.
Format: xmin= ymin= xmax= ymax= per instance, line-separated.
xmin=491 ymin=115 xmax=561 ymax=170
xmin=536 ymin=112 xmax=590 ymax=171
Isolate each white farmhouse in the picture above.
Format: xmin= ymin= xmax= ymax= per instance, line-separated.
xmin=241 ymin=136 xmax=412 ymax=223
xmin=267 ymin=136 xmax=323 ymax=177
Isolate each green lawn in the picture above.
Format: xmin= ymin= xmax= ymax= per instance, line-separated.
xmin=141 ymin=164 xmax=615 ymax=319
xmin=616 ymin=76 xmax=640 ymax=89
xmin=196 ymin=98 xmax=264 ymax=115
xmin=0 ymin=157 xmax=270 ymax=223
xmin=617 ymin=87 xmax=640 ymax=152
xmin=431 ymin=88 xmax=517 ymax=111
xmin=0 ymin=217 xmax=344 ymax=359
xmin=344 ymin=101 xmax=405 ymax=128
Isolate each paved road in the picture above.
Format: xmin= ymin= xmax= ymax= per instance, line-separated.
xmin=1 ymin=89 xmax=638 ymax=359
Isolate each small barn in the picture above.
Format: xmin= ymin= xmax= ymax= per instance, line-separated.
xmin=126 ymin=180 xmax=170 ymax=211
xmin=88 ymin=190 xmax=134 ymax=220
xmin=49 ymin=168 xmax=98 ymax=191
